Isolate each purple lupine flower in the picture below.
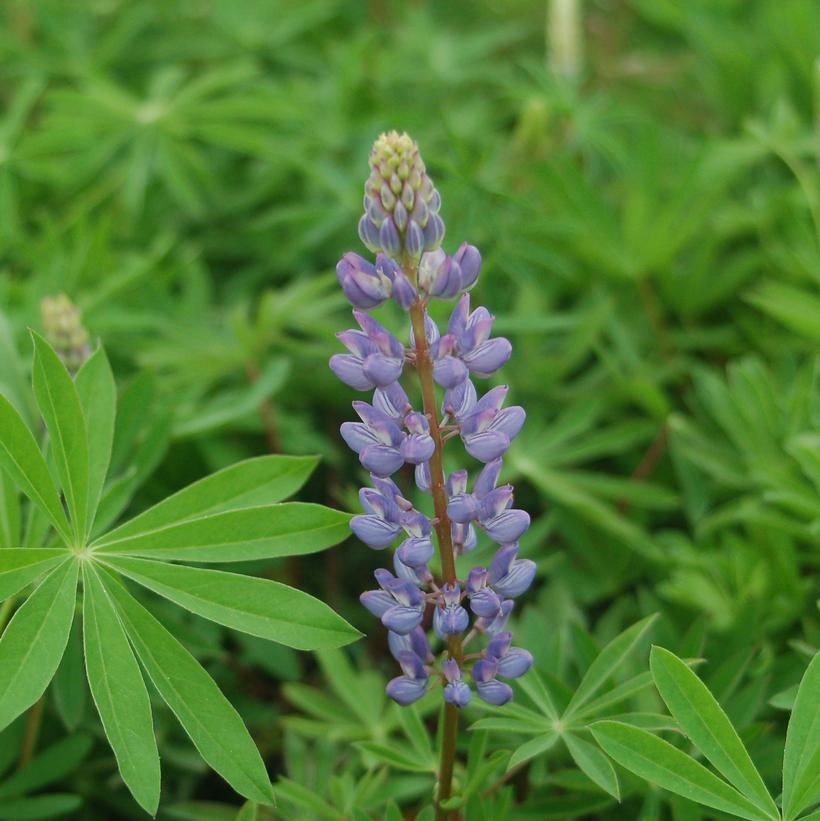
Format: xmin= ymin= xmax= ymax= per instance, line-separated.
xmin=361 ymin=569 xmax=425 ymax=635
xmin=442 ymin=382 xmax=526 ymax=462
xmin=443 ymin=660 xmax=472 ymax=708
xmin=489 ymin=543 xmax=537 ymax=598
xmin=332 ymin=132 xmax=535 ymax=710
xmin=336 ymin=252 xmax=393 ymax=309
xmin=386 ymin=650 xmax=430 ymax=705
xmin=341 ymin=402 xmax=406 ymax=476
xmin=330 ymin=311 xmax=404 ymax=391
xmin=389 ymin=626 xmax=434 ymax=664
xmin=437 ymin=294 xmax=512 ymax=381
xmin=474 ymin=599 xmax=514 ymax=635
xmin=433 ymin=583 xmax=470 ymax=638
xmin=486 ymin=632 xmax=534 ymax=679
xmin=447 ymin=459 xmax=531 ymax=544
xmin=417 ymin=243 xmax=482 ymax=299
xmin=472 ymin=658 xmax=514 ymax=706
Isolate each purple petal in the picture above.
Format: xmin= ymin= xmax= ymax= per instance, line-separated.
xmin=414 ymin=462 xmax=431 ymax=492
xmin=447 ymin=493 xmax=480 ymax=523
xmin=373 ymin=382 xmax=411 ymax=421
xmin=405 ymin=219 xmax=424 ymax=259
xmin=444 ymin=680 xmax=472 ymax=708
xmin=496 ymin=648 xmax=534 ymax=679
xmin=490 ymin=406 xmax=526 ymax=440
xmin=360 ymin=589 xmax=395 ymax=617
xmin=340 ymin=421 xmax=380 ymax=454
xmin=489 ymin=544 xmax=518 ymax=583
xmin=492 ymin=558 xmax=536 ymax=598
xmin=382 ymin=604 xmax=424 ymax=634
xmin=386 ymin=675 xmax=428 ymax=705
xmin=453 ymin=243 xmax=481 ymax=290
xmin=350 ymin=515 xmax=401 ymax=549
xmin=363 ymin=353 xmax=403 ymax=387
xmin=400 ymin=433 xmax=435 ymax=465
xmin=379 ymin=216 xmax=401 ymax=255
xmin=442 ymin=379 xmax=477 ymax=419
xmin=358 ymin=216 xmax=381 ymax=252
xmin=359 ymin=444 xmax=404 ymax=477
xmin=396 ymin=649 xmax=427 ymax=680
xmin=397 ymin=537 xmax=435 ymax=567
xmin=464 ymin=338 xmax=512 ymax=377
xmin=474 ymin=458 xmax=504 ymax=498
xmin=476 ymin=679 xmax=513 ymax=706
xmin=329 ymin=354 xmax=374 ymax=391
xmin=433 ymin=356 xmax=469 ymax=389
xmin=463 ymin=430 xmax=510 ymax=462
xmin=470 ymin=589 xmax=502 ymax=618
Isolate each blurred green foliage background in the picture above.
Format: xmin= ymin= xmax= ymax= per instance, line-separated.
xmin=0 ymin=0 xmax=818 ymax=818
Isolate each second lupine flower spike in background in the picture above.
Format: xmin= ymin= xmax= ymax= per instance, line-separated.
xmin=330 ymin=131 xmax=534 ymax=709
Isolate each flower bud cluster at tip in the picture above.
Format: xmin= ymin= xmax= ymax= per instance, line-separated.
xmin=40 ymin=293 xmax=92 ymax=372
xmin=330 ymin=132 xmax=534 ymax=708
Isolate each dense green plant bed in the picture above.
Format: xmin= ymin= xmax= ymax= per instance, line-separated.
xmin=0 ymin=1 xmax=817 ymax=819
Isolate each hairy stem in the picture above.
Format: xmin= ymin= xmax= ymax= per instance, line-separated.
xmin=406 ymin=272 xmax=462 ymax=819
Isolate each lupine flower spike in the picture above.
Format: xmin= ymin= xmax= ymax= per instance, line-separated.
xmin=40 ymin=293 xmax=92 ymax=373
xmin=330 ymin=132 xmax=534 ymax=805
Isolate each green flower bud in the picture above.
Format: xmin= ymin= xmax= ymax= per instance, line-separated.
xmin=359 ymin=131 xmax=444 ymax=261
xmin=40 ymin=293 xmax=92 ymax=373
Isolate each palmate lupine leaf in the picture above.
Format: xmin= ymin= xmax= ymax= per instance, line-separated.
xmin=91 ymin=502 xmax=352 ymax=562
xmin=98 ymin=453 xmax=319 ymax=540
xmin=0 ymin=395 xmax=71 ymax=544
xmin=82 ymin=565 xmax=160 ymax=815
xmin=102 ymin=555 xmax=361 ymax=650
xmin=0 ymin=560 xmax=78 ymax=732
xmin=590 ymin=721 xmax=774 ymax=821
xmin=30 ymin=332 xmax=89 ymax=543
xmin=782 ymin=650 xmax=820 ymax=820
xmin=0 ymin=549 xmax=67 ymax=601
xmin=101 ymin=572 xmax=274 ymax=806
xmin=0 ymin=335 xmax=359 ymax=813
xmin=649 ymin=647 xmax=779 ymax=820
xmin=74 ymin=348 xmax=116 ymax=536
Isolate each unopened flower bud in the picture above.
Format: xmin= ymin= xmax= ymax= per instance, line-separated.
xmin=40 ymin=293 xmax=92 ymax=373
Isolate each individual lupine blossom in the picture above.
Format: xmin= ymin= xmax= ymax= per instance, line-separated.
xmin=331 ymin=131 xmax=535 ymax=709
xmin=40 ymin=293 xmax=92 ymax=373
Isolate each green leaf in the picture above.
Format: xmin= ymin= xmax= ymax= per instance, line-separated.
xmin=0 ymin=396 xmax=70 ymax=544
xmin=101 ymin=454 xmax=319 ymax=543
xmin=590 ymin=721 xmax=773 ymax=821
xmin=518 ymin=670 xmax=560 ymax=721
xmin=355 ymin=741 xmax=436 ymax=773
xmin=74 ymin=348 xmax=116 ymax=536
xmin=0 ymin=793 xmax=82 ymax=820
xmin=30 ymin=332 xmax=89 ymax=543
xmin=92 ymin=503 xmax=351 ymax=562
xmin=101 ymin=572 xmax=274 ymax=805
xmin=508 ymin=731 xmax=560 ymax=771
xmin=103 ymin=555 xmax=361 ymax=651
xmin=564 ymin=614 xmax=657 ymax=719
xmin=0 ymin=471 xmax=20 ymax=549
xmin=0 ymin=559 xmax=78 ymax=731
xmin=650 ymin=647 xmax=778 ymax=819
xmin=782 ymin=650 xmax=820 ymax=820
xmin=565 ymin=732 xmax=620 ymax=799
xmin=0 ymin=549 xmax=67 ymax=602
xmin=0 ymin=734 xmax=92 ymax=799
xmin=52 ymin=619 xmax=86 ymax=730
xmin=82 ymin=564 xmax=160 ymax=815
xmin=235 ymin=802 xmax=257 ymax=821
